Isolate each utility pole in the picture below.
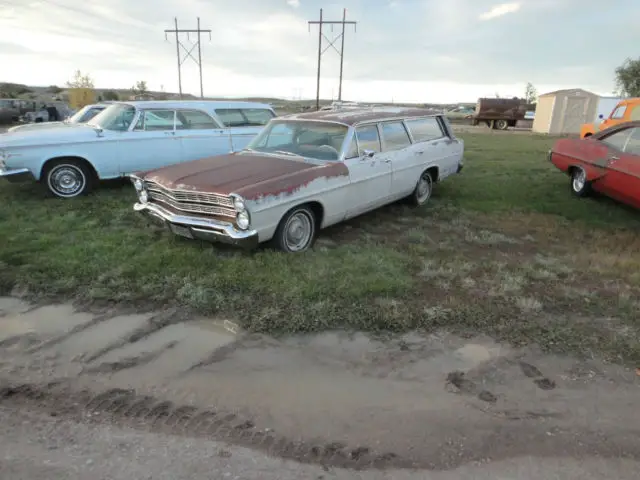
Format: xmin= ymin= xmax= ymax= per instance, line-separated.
xmin=308 ymin=8 xmax=357 ymax=110
xmin=164 ymin=17 xmax=211 ymax=99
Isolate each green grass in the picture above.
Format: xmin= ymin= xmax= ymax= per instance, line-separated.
xmin=1 ymin=132 xmax=639 ymax=364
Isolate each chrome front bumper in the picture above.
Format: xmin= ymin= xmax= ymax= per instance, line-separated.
xmin=134 ymin=202 xmax=259 ymax=249
xmin=0 ymin=166 xmax=32 ymax=183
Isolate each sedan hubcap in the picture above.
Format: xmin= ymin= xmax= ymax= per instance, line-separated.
xmin=573 ymin=170 xmax=586 ymax=192
xmin=49 ymin=166 xmax=85 ymax=197
xmin=284 ymin=212 xmax=312 ymax=252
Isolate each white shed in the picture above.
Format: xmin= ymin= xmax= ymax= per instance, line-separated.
xmin=532 ymin=88 xmax=599 ymax=134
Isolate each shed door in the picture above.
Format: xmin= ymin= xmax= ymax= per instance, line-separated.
xmin=560 ymin=96 xmax=588 ymax=133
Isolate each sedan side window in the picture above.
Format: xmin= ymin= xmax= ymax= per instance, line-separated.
xmin=134 ymin=110 xmax=176 ymax=131
xmin=240 ymin=108 xmax=275 ymax=126
xmin=623 ymin=128 xmax=640 ymax=156
xmin=215 ymin=109 xmax=247 ymax=127
xmin=178 ymin=109 xmax=219 ymax=129
xmin=355 ymin=125 xmax=381 ymax=154
xmin=405 ymin=117 xmax=445 ymax=142
xmin=600 ymin=128 xmax=633 ymax=152
xmin=630 ymin=106 xmax=640 ymax=121
xmin=380 ymin=122 xmax=412 ymax=151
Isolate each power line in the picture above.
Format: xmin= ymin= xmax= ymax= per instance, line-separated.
xmin=164 ymin=17 xmax=211 ymax=99
xmin=308 ymin=8 xmax=357 ymax=110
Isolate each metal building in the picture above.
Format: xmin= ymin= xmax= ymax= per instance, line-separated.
xmin=532 ymin=88 xmax=599 ymax=134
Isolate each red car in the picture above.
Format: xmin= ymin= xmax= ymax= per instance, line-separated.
xmin=549 ymin=121 xmax=640 ymax=209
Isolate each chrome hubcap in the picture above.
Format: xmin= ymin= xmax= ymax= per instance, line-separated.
xmin=49 ymin=166 xmax=85 ymax=196
xmin=284 ymin=212 xmax=312 ymax=251
xmin=572 ymin=170 xmax=586 ymax=192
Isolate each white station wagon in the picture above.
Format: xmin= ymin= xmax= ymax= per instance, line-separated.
xmin=0 ymin=100 xmax=276 ymax=198
xmin=130 ymin=107 xmax=465 ymax=253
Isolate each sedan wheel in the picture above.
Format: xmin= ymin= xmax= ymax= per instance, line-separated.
xmin=45 ymin=160 xmax=93 ymax=198
xmin=273 ymin=206 xmax=316 ymax=253
xmin=570 ymin=167 xmax=591 ymax=197
xmin=411 ymin=171 xmax=433 ymax=206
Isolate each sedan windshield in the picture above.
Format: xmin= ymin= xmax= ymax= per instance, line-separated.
xmin=88 ymin=104 xmax=136 ymax=131
xmin=246 ymin=120 xmax=349 ymax=161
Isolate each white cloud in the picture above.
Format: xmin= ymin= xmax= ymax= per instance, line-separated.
xmin=286 ymin=0 xmax=300 ymax=7
xmin=478 ymin=2 xmax=521 ymax=21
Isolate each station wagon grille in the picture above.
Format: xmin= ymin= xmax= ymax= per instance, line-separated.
xmin=145 ymin=181 xmax=236 ymax=218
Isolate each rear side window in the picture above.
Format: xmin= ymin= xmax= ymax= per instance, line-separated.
xmin=380 ymin=121 xmax=412 ymax=151
xmin=178 ymin=109 xmax=219 ymax=129
xmin=405 ymin=117 xmax=445 ymax=142
xmin=630 ymin=105 xmax=640 ymax=121
xmin=215 ymin=108 xmax=275 ymax=127
xmin=355 ymin=125 xmax=381 ymax=154
xmin=241 ymin=108 xmax=275 ymax=126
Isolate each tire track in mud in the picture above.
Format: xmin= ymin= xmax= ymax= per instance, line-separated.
xmin=0 ymin=380 xmax=407 ymax=470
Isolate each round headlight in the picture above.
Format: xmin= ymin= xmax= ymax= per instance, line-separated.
xmin=233 ymin=196 xmax=245 ymax=211
xmin=236 ymin=210 xmax=250 ymax=230
xmin=133 ymin=178 xmax=143 ymax=191
xmin=139 ymin=190 xmax=148 ymax=203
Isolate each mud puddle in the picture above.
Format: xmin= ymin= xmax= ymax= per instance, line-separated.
xmin=0 ymin=297 xmax=638 ymax=470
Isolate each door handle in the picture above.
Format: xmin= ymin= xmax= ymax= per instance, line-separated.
xmin=383 ymin=159 xmax=392 ymax=163
xmin=416 ymin=151 xmax=425 ymax=155
xmin=164 ymin=131 xmax=175 ymax=136
xmin=608 ymin=156 xmax=619 ymax=162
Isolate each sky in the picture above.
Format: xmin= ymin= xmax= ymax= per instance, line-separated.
xmin=1 ymin=0 xmax=639 ymax=103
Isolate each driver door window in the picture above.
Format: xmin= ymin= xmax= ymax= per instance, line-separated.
xmin=134 ymin=110 xmax=176 ymax=131
xmin=601 ymin=128 xmax=633 ymax=152
xmin=355 ymin=125 xmax=381 ymax=155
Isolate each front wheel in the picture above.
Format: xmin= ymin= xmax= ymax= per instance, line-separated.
xmin=410 ymin=170 xmax=433 ymax=206
xmin=43 ymin=159 xmax=94 ymax=198
xmin=272 ymin=206 xmax=317 ymax=253
xmin=570 ymin=168 xmax=591 ymax=197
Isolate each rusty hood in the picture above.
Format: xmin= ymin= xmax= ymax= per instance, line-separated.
xmin=141 ymin=151 xmax=348 ymax=199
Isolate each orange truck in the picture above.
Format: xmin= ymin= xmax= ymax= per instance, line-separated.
xmin=580 ymin=97 xmax=640 ymax=138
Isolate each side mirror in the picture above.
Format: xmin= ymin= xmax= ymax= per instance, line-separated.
xmin=362 ymin=149 xmax=375 ymax=158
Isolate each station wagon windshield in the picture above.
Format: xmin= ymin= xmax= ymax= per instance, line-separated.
xmin=88 ymin=104 xmax=136 ymax=131
xmin=246 ymin=120 xmax=349 ymax=161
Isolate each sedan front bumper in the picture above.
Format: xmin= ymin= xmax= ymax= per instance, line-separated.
xmin=134 ymin=202 xmax=259 ymax=249
xmin=0 ymin=166 xmax=33 ymax=183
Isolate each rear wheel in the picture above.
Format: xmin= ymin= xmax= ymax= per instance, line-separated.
xmin=495 ymin=119 xmax=509 ymax=130
xmin=570 ymin=167 xmax=591 ymax=197
xmin=410 ymin=170 xmax=434 ymax=206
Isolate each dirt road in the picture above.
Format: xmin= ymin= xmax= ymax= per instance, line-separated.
xmin=3 ymin=407 xmax=639 ymax=480
xmin=1 ymin=296 xmax=639 ymax=478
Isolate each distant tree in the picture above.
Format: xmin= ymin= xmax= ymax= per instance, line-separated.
xmin=66 ymin=70 xmax=95 ymax=89
xmin=524 ymin=82 xmax=538 ymax=103
xmin=47 ymin=85 xmax=63 ymax=94
xmin=494 ymin=92 xmax=501 ymax=98
xmin=614 ymin=57 xmax=640 ymax=97
xmin=102 ymin=90 xmax=119 ymax=101
xmin=131 ymin=80 xmax=148 ymax=96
